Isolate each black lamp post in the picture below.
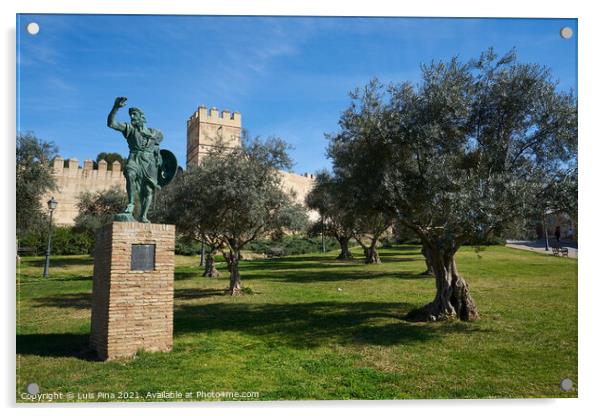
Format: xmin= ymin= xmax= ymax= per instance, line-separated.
xmin=43 ymin=197 xmax=58 ymax=278
xmin=321 ymin=215 xmax=326 ymax=253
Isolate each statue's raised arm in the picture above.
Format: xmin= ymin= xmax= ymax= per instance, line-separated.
xmin=106 ymin=96 xmax=177 ymax=223
xmin=107 ymin=96 xmax=128 ymax=132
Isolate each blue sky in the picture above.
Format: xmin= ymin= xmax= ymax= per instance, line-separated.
xmin=16 ymin=15 xmax=577 ymax=174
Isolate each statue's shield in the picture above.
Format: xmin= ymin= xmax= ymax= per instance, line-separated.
xmin=158 ymin=149 xmax=178 ymax=187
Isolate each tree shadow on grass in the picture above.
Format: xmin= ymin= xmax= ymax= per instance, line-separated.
xmin=31 ymin=288 xmax=229 ymax=310
xmin=237 ymin=254 xmax=422 ymax=275
xmin=16 ymin=333 xmax=99 ymax=360
xmin=17 ymin=273 xmax=93 ymax=282
xmin=241 ymin=267 xmax=430 ymax=283
xmin=175 ymin=288 xmax=228 ymax=299
xmin=50 ymin=275 xmax=93 ymax=282
xmin=377 ymin=249 xmax=422 ymax=260
xmin=263 ymin=255 xmax=339 ymax=263
xmin=175 ymin=271 xmax=202 ymax=281
xmin=33 ymin=292 xmax=91 ymax=310
xmin=237 ymin=258 xmax=362 ymax=273
xmin=19 ymin=299 xmax=486 ymax=359
xmin=26 ymin=257 xmax=94 ymax=268
xmin=381 ymin=245 xmax=422 ymax=252
xmin=379 ymin=256 xmax=422 ymax=263
xmin=174 ymin=301 xmax=484 ymax=348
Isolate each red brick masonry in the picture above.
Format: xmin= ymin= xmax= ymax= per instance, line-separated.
xmin=90 ymin=222 xmax=175 ymax=360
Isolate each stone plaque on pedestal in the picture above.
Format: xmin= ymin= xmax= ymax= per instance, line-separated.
xmin=90 ymin=222 xmax=175 ymax=360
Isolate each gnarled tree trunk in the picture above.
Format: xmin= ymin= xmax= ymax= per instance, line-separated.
xmin=227 ymin=250 xmax=242 ymax=295
xmin=420 ymin=244 xmax=434 ymax=276
xmin=203 ymin=250 xmax=219 ymax=278
xmin=407 ymin=245 xmax=478 ymax=322
xmin=336 ymin=236 xmax=353 ymax=260
xmin=364 ymin=240 xmax=381 ymax=264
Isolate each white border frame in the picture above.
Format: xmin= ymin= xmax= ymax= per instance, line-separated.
xmin=3 ymin=1 xmax=600 ymax=415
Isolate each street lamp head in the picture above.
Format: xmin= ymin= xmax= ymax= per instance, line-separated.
xmin=47 ymin=197 xmax=58 ymax=211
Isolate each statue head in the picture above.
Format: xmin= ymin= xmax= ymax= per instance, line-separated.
xmin=128 ymin=107 xmax=146 ymax=128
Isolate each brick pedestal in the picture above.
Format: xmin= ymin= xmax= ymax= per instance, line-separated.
xmin=90 ymin=222 xmax=175 ymax=360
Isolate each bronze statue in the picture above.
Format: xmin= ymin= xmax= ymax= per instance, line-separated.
xmin=107 ymin=97 xmax=177 ymax=223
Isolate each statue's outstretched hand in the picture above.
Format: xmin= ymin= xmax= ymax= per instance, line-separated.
xmin=108 ymin=97 xmax=128 ymax=131
xmin=114 ymin=97 xmax=128 ymax=108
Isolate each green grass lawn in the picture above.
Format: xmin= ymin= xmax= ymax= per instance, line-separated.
xmin=16 ymin=245 xmax=577 ymax=401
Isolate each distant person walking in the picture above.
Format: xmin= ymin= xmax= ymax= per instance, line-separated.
xmin=555 ymin=226 xmax=561 ymax=245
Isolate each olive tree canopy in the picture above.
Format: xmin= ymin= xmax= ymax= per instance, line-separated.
xmin=16 ymin=132 xmax=58 ymax=236
xmin=164 ymin=137 xmax=308 ymax=294
xmin=328 ymin=49 xmax=577 ymax=321
xmin=306 ymin=171 xmax=357 ymax=260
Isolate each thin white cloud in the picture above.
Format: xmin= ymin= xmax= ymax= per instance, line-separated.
xmin=47 ymin=76 xmax=77 ymax=92
xmin=18 ymin=41 xmax=61 ymax=67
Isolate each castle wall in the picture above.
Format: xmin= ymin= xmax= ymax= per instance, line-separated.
xmin=186 ymin=106 xmax=242 ymax=169
xmin=278 ymin=171 xmax=319 ymax=221
xmin=43 ymin=157 xmax=126 ymax=226
xmin=42 ymin=155 xmax=317 ymax=227
xmin=186 ymin=106 xmax=317 ymax=221
xmin=42 ymin=106 xmax=317 ymax=227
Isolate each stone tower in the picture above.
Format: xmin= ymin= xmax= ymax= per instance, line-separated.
xmin=186 ymin=106 xmax=242 ymax=168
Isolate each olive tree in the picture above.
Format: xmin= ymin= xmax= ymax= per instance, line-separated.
xmin=154 ymin=168 xmax=227 ymax=278
xmin=168 ymin=137 xmax=305 ymax=294
xmin=16 ymin=132 xmax=58 ymax=236
xmin=306 ymin=171 xmax=356 ymax=260
xmin=74 ymin=187 xmax=128 ymax=233
xmin=94 ymin=152 xmax=125 ymax=170
xmin=351 ymin=211 xmax=392 ymax=264
xmin=336 ymin=192 xmax=393 ymax=264
xmin=328 ymin=49 xmax=577 ymax=321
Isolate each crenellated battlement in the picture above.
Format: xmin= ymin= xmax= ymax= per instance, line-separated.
xmin=51 ymin=156 xmax=125 ymax=180
xmin=187 ymin=105 xmax=241 ymax=129
xmin=186 ymin=105 xmax=243 ymax=169
xmin=44 ymin=106 xmax=316 ymax=226
xmin=43 ymin=156 xmax=126 ymax=226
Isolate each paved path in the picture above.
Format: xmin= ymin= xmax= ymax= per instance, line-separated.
xmin=505 ymin=239 xmax=578 ymax=259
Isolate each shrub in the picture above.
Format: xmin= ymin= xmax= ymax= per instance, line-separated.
xmin=17 ymin=226 xmax=94 ymax=256
xmin=52 ymin=227 xmax=94 ymax=255
xmin=175 ymin=236 xmax=202 ymax=256
xmin=247 ymin=234 xmax=339 ymax=257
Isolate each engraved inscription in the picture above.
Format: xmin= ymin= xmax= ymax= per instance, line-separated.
xmin=131 ymin=244 xmax=155 ymax=271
